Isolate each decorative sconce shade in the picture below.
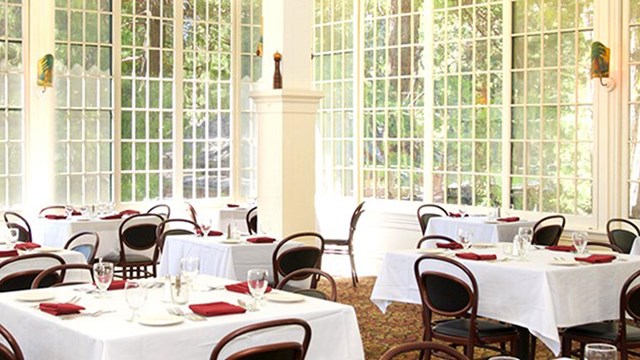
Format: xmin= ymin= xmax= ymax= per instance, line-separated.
xmin=590 ymin=41 xmax=615 ymax=91
xmin=37 ymin=54 xmax=54 ymax=92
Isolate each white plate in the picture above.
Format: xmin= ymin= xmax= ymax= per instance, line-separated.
xmin=417 ymin=248 xmax=445 ymax=254
xmin=220 ymin=239 xmax=243 ymax=244
xmin=16 ymin=290 xmax=55 ymax=302
xmin=549 ymin=259 xmax=579 ymax=266
xmin=32 ymin=246 xmax=62 ymax=253
xmin=138 ymin=314 xmax=184 ymax=326
xmin=471 ymin=243 xmax=495 ymax=249
xmin=589 ymin=250 xmax=618 ymax=256
xmin=264 ymin=292 xmax=305 ymax=303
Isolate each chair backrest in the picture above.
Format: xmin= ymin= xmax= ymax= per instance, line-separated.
xmin=379 ymin=341 xmax=469 ymax=360
xmin=246 ymin=206 xmax=258 ymax=235
xmin=147 ymin=204 xmax=171 ymax=220
xmin=0 ymin=253 xmax=66 ymax=292
xmin=619 ymin=269 xmax=640 ymax=337
xmin=185 ymin=202 xmax=198 ymax=224
xmin=31 ymin=263 xmax=94 ymax=288
xmin=2 ymin=212 xmax=32 ymax=243
xmin=416 ymin=234 xmax=458 ymax=249
xmin=532 ymin=214 xmax=565 ymax=246
xmin=346 ymin=201 xmax=365 ymax=242
xmin=276 ymin=268 xmax=338 ymax=302
xmin=585 ymin=241 xmax=623 ymax=253
xmin=38 ymin=205 xmax=67 ymax=216
xmin=209 ymin=318 xmax=312 ymax=360
xmin=64 ymin=231 xmax=100 ymax=264
xmin=118 ymin=213 xmax=164 ymax=259
xmin=0 ymin=323 xmax=24 ymax=360
xmin=272 ymin=232 xmax=325 ymax=287
xmin=417 ymin=204 xmax=449 ymax=234
xmin=606 ymin=218 xmax=640 ymax=254
xmin=155 ymin=218 xmax=200 ymax=252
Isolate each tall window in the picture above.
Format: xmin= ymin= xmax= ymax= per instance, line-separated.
xmin=0 ymin=0 xmax=23 ymax=208
xmin=629 ymin=1 xmax=640 ymax=217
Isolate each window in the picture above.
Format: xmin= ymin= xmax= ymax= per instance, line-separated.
xmin=629 ymin=1 xmax=640 ymax=217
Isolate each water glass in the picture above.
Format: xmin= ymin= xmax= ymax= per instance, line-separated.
xmin=64 ymin=205 xmax=75 ymax=219
xmin=7 ymin=228 xmax=19 ymax=244
xmin=584 ymin=343 xmax=617 ymax=360
xmin=200 ymin=218 xmax=212 ymax=237
xmin=180 ymin=257 xmax=200 ymax=287
xmin=572 ymin=231 xmax=588 ymax=254
xmin=457 ymin=228 xmax=472 ymax=250
xmin=171 ymin=275 xmax=189 ymax=304
xmin=93 ymin=262 xmax=114 ymax=297
xmin=247 ymin=269 xmax=268 ymax=310
xmin=124 ymin=280 xmax=147 ymax=321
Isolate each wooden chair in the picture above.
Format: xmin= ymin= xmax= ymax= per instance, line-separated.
xmin=379 ymin=341 xmax=469 ymax=360
xmin=606 ymin=218 xmax=640 ymax=254
xmin=531 ymin=214 xmax=565 ymax=246
xmin=276 ymin=268 xmax=337 ymax=302
xmin=64 ymin=231 xmax=100 ymax=264
xmin=0 ymin=323 xmax=24 ymax=360
xmin=103 ymin=213 xmax=164 ymax=279
xmin=209 ymin=318 xmax=312 ymax=360
xmin=147 ymin=204 xmax=171 ymax=220
xmin=38 ymin=205 xmax=68 ymax=216
xmin=414 ymin=254 xmax=519 ymax=359
xmin=562 ymin=268 xmax=640 ymax=359
xmin=0 ymin=253 xmax=66 ymax=292
xmin=416 ymin=234 xmax=459 ymax=249
xmin=586 ymin=241 xmax=623 ymax=253
xmin=155 ymin=218 xmax=200 ymax=252
xmin=2 ymin=212 xmax=32 ymax=243
xmin=272 ymin=232 xmax=324 ymax=287
xmin=31 ymin=263 xmax=94 ymax=288
xmin=246 ymin=206 xmax=258 ymax=235
xmin=186 ymin=202 xmax=199 ymax=224
xmin=323 ymin=201 xmax=365 ymax=287
xmin=417 ymin=204 xmax=449 ymax=235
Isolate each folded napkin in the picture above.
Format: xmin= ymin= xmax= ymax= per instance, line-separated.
xmin=436 ymin=242 xmax=463 ymax=250
xmin=547 ymin=245 xmax=576 ymax=252
xmin=0 ymin=250 xmax=18 ymax=257
xmin=246 ymin=237 xmax=276 ymax=244
xmin=196 ymin=229 xmax=224 ymax=237
xmin=44 ymin=214 xmax=67 ymax=220
xmin=189 ymin=301 xmax=246 ymax=317
xmin=71 ymin=210 xmax=81 ymax=216
xmin=100 ymin=213 xmax=122 ymax=220
xmin=455 ymin=252 xmax=497 ymax=261
xmin=575 ymin=254 xmax=617 ymax=264
xmin=119 ymin=209 xmax=140 ymax=216
xmin=449 ymin=213 xmax=469 ymax=218
xmin=225 ymin=281 xmax=272 ymax=295
xmin=14 ymin=242 xmax=41 ymax=250
xmin=39 ymin=302 xmax=85 ymax=316
xmin=226 ymin=204 xmax=240 ymax=208
xmin=497 ymin=216 xmax=520 ymax=222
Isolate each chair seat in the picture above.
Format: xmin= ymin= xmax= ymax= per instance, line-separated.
xmin=564 ymin=321 xmax=640 ymax=342
xmin=434 ymin=318 xmax=518 ymax=339
xmin=102 ymin=253 xmax=154 ymax=264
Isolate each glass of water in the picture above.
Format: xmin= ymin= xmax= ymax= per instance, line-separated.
xmin=247 ymin=268 xmax=268 ymax=310
xmin=180 ymin=257 xmax=200 ymax=288
xmin=93 ymin=261 xmax=114 ymax=297
xmin=584 ymin=343 xmax=617 ymax=360
xmin=572 ymin=231 xmax=588 ymax=255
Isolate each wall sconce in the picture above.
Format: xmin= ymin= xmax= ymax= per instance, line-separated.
xmin=590 ymin=41 xmax=615 ymax=92
xmin=37 ymin=54 xmax=54 ymax=93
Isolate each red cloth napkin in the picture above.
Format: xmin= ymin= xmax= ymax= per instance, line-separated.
xmin=71 ymin=210 xmax=81 ymax=216
xmin=436 ymin=242 xmax=463 ymax=250
xmin=119 ymin=209 xmax=140 ymax=216
xmin=497 ymin=216 xmax=520 ymax=222
xmin=226 ymin=204 xmax=240 ymax=208
xmin=225 ymin=281 xmax=272 ymax=295
xmin=196 ymin=229 xmax=224 ymax=237
xmin=14 ymin=242 xmax=41 ymax=250
xmin=455 ymin=252 xmax=497 ymax=261
xmin=39 ymin=302 xmax=85 ymax=316
xmin=44 ymin=214 xmax=67 ymax=220
xmin=100 ymin=213 xmax=122 ymax=220
xmin=0 ymin=250 xmax=18 ymax=257
xmin=246 ymin=237 xmax=276 ymax=244
xmin=575 ymin=254 xmax=617 ymax=264
xmin=108 ymin=280 xmax=126 ymax=290
xmin=449 ymin=213 xmax=469 ymax=218
xmin=189 ymin=302 xmax=246 ymax=316
xmin=547 ymin=245 xmax=576 ymax=252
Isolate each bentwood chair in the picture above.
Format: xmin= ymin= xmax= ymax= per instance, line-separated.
xmin=246 ymin=206 xmax=258 ymax=235
xmin=416 ymin=234 xmax=459 ymax=249
xmin=531 ymin=214 xmax=565 ymax=246
xmin=414 ymin=255 xmax=519 ymax=359
xmin=64 ymin=231 xmax=100 ymax=264
xmin=155 ymin=218 xmax=200 ymax=252
xmin=272 ymin=232 xmax=324 ymax=288
xmin=323 ymin=201 xmax=365 ymax=287
xmin=31 ymin=263 xmax=94 ymax=288
xmin=0 ymin=323 xmax=24 ymax=360
xmin=0 ymin=253 xmax=66 ymax=292
xmin=276 ymin=268 xmax=337 ymax=302
xmin=38 ymin=205 xmax=69 ymax=216
xmin=147 ymin=204 xmax=171 ymax=220
xmin=2 ymin=212 xmax=32 ymax=243
xmin=380 ymin=341 xmax=470 ymax=360
xmin=209 ymin=318 xmax=312 ymax=360
xmin=606 ymin=218 xmax=640 ymax=254
xmin=103 ymin=213 xmax=164 ymax=279
xmin=186 ymin=202 xmax=199 ymax=224
xmin=416 ymin=204 xmax=449 ymax=235
xmin=561 ymin=268 xmax=640 ymax=359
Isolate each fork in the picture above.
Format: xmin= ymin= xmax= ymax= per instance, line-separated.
xmin=60 ymin=309 xmax=114 ymax=320
xmin=169 ymin=307 xmax=206 ymax=321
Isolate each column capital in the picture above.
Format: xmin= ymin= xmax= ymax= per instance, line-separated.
xmin=250 ymin=89 xmax=323 ymax=114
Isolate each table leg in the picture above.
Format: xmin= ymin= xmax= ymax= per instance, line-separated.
xmin=515 ymin=325 xmax=531 ymax=360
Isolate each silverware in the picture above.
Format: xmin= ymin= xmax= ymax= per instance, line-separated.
xmin=168 ymin=307 xmax=206 ymax=321
xmin=60 ymin=309 xmax=114 ymax=320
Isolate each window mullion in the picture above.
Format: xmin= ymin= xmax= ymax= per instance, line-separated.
xmin=172 ymin=0 xmax=184 ymax=200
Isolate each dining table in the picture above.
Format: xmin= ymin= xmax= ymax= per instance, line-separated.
xmin=0 ymin=275 xmax=364 ymax=359
xmin=425 ymin=216 xmax=536 ymax=243
xmin=0 ymin=245 xmax=91 ymax=283
xmin=370 ymin=245 xmax=640 ymax=356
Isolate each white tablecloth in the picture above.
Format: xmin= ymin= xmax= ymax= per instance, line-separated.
xmin=370 ymin=248 xmax=640 ymax=355
xmin=0 ymin=247 xmax=90 ymax=283
xmin=425 ymin=216 xmax=536 ymax=243
xmin=159 ymin=235 xmax=300 ymax=283
xmin=0 ymin=276 xmax=364 ymax=360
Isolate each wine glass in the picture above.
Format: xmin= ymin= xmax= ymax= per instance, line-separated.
xmin=200 ymin=218 xmax=212 ymax=237
xmin=247 ymin=268 xmax=268 ymax=311
xmin=457 ymin=228 xmax=471 ymax=250
xmin=584 ymin=343 xmax=617 ymax=360
xmin=124 ymin=280 xmax=147 ymax=322
xmin=93 ymin=262 xmax=114 ymax=297
xmin=64 ymin=205 xmax=75 ymax=219
xmin=7 ymin=228 xmax=19 ymax=245
xmin=518 ymin=227 xmax=533 ymax=250
xmin=458 ymin=205 xmax=467 ymax=217
xmin=180 ymin=257 xmax=200 ymax=288
xmin=572 ymin=231 xmax=588 ymax=255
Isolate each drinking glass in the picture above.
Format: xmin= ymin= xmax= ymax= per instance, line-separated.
xmin=124 ymin=280 xmax=147 ymax=321
xmin=247 ymin=269 xmax=268 ymax=310
xmin=584 ymin=343 xmax=617 ymax=360
xmin=7 ymin=228 xmax=19 ymax=244
xmin=200 ymin=218 xmax=212 ymax=237
xmin=457 ymin=228 xmax=472 ymax=250
xmin=572 ymin=231 xmax=588 ymax=255
xmin=93 ymin=262 xmax=114 ymax=297
xmin=64 ymin=205 xmax=75 ymax=219
xmin=171 ymin=275 xmax=189 ymax=305
xmin=180 ymin=257 xmax=200 ymax=287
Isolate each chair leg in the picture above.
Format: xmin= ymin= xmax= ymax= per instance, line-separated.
xmin=561 ymin=336 xmax=571 ymax=357
xmin=528 ymin=334 xmax=536 ymax=360
xmin=349 ymin=250 xmax=358 ymax=287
